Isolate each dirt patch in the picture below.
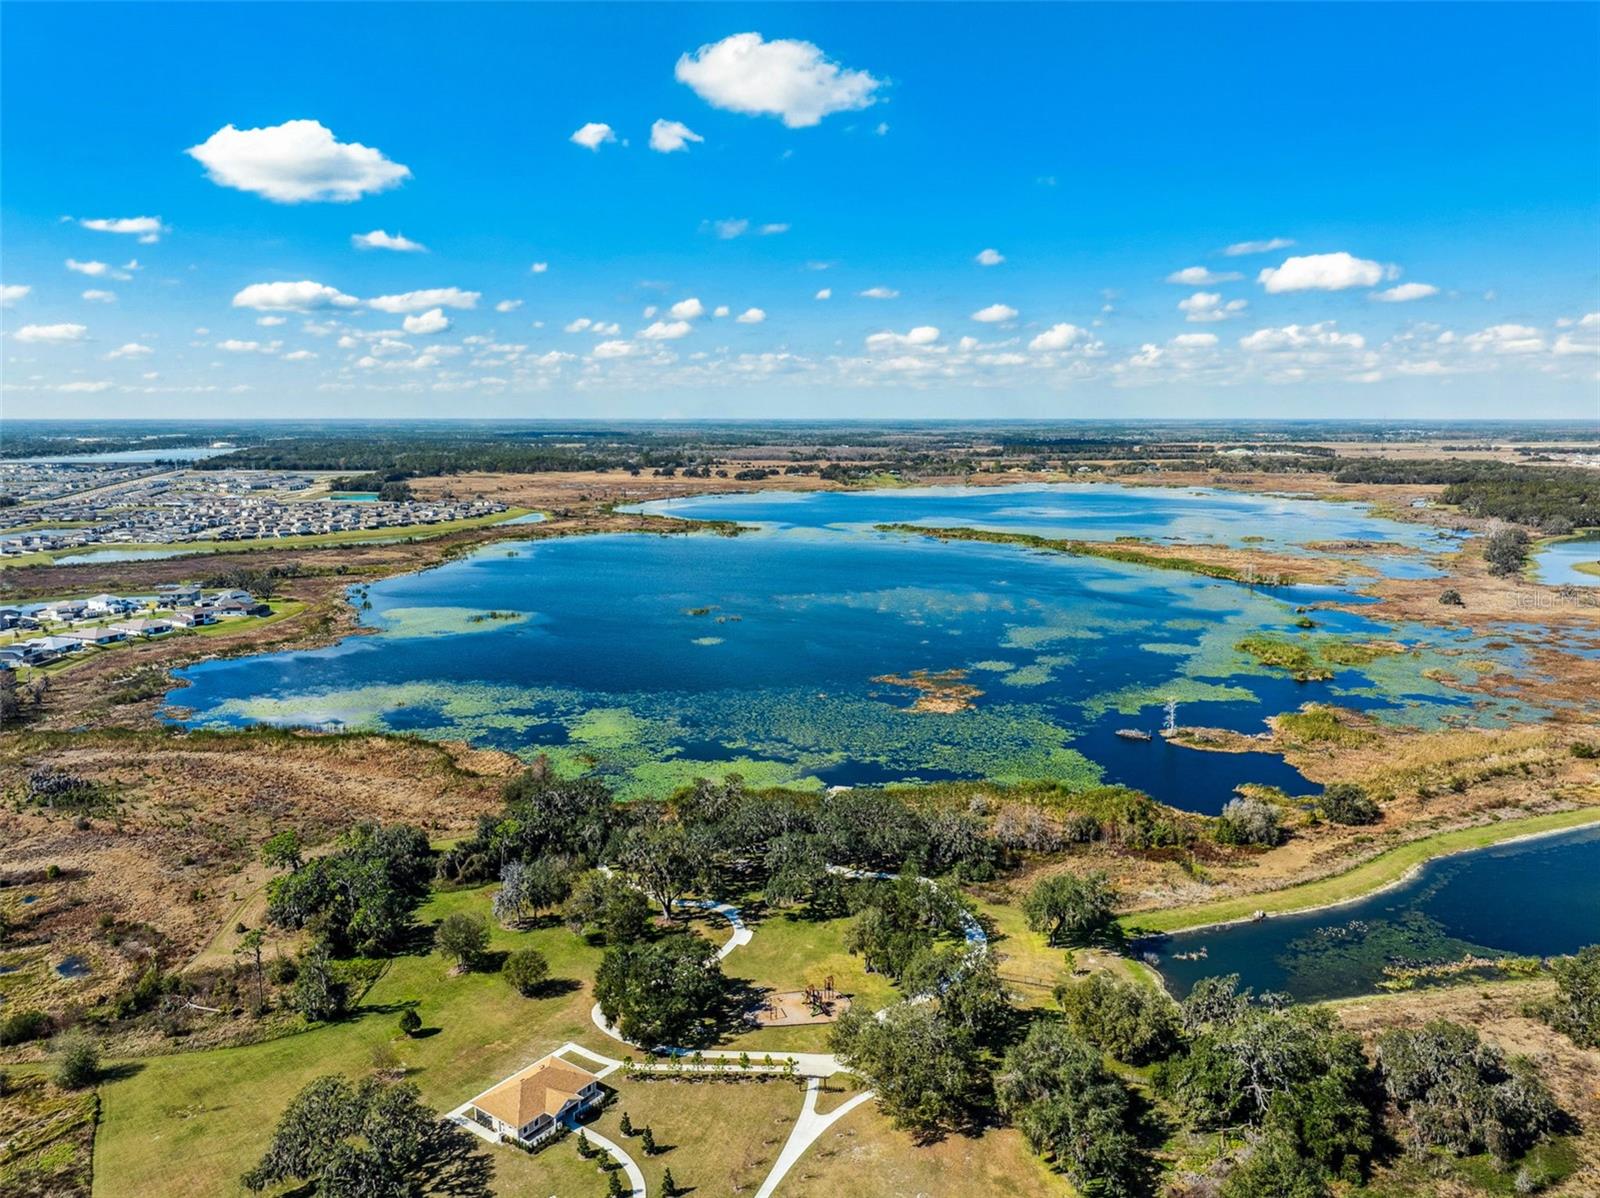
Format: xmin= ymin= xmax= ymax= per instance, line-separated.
xmin=872 ymin=669 xmax=983 ymax=713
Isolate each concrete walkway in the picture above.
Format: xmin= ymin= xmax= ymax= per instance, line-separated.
xmin=754 ymin=1076 xmax=877 ymax=1198
xmin=572 ymin=1123 xmax=646 ymax=1198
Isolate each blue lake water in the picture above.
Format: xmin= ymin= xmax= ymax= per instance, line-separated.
xmin=1142 ymin=824 xmax=1600 ymax=1002
xmin=164 ymin=485 xmax=1567 ymax=807
xmin=1534 ymin=536 xmax=1600 ymax=587
xmin=15 ymin=445 xmax=235 ymax=464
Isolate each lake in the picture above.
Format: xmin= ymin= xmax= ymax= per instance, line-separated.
xmin=1141 ymin=823 xmax=1600 ymax=1002
xmin=163 ymin=484 xmax=1565 ymax=808
xmin=1534 ymin=536 xmax=1600 ymax=587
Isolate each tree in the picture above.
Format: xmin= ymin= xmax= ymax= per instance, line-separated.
xmin=398 ymin=1008 xmax=422 ymax=1037
xmin=1317 ymin=783 xmax=1380 ymax=826
xmin=619 ymin=1111 xmax=634 ymax=1136
xmin=640 ymin=1126 xmax=657 ymax=1155
xmin=235 ymin=927 xmax=268 ymax=1012
xmin=594 ymin=933 xmax=726 ymax=1046
xmin=1054 ymin=970 xmax=1181 ymax=1064
xmin=995 ymin=1023 xmax=1145 ymax=1198
xmin=53 ymin=1031 xmax=100 ymax=1090
xmin=502 ymin=947 xmax=550 ymax=996
xmin=563 ymin=871 xmax=652 ymax=944
xmin=243 ymin=1074 xmax=491 ymax=1196
xmin=260 ymin=828 xmax=304 ymax=872
xmin=576 ymin=1130 xmax=594 ymax=1158
xmin=267 ymin=822 xmax=432 ymax=956
xmin=437 ymin=912 xmax=490 ymax=971
xmin=1540 ymin=944 xmax=1600 ymax=1047
xmin=901 ymin=946 xmax=1011 ymax=1040
xmin=830 ymin=1002 xmax=976 ymax=1137
xmin=661 ymin=1166 xmax=677 ymax=1196
xmin=493 ymin=856 xmax=576 ymax=925
xmin=1022 ymin=870 xmax=1117 ymax=946
xmin=1216 ymin=797 xmax=1283 ymax=846
xmin=292 ymin=944 xmax=346 ymax=1022
xmin=1482 ymin=525 xmax=1532 ymax=577
xmin=1220 ymin=1126 xmax=1332 ymax=1198
xmin=1377 ymin=1020 xmax=1559 ymax=1164
xmin=607 ymin=1167 xmax=625 ymax=1197
xmin=619 ymin=823 xmax=704 ymax=920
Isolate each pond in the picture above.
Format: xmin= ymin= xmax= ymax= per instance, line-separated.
xmin=56 ymin=547 xmax=200 ymax=564
xmin=162 ymin=485 xmax=1570 ymax=808
xmin=1534 ymin=535 xmax=1600 ymax=587
xmin=15 ymin=444 xmax=235 ymax=464
xmin=1140 ymin=823 xmax=1600 ymax=1002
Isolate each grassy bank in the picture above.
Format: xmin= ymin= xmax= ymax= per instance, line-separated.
xmin=875 ymin=523 xmax=1255 ymax=581
xmin=1123 ymin=806 xmax=1600 ymax=935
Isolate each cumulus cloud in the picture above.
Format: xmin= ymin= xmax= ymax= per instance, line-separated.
xmin=81 ymin=289 xmax=116 ymax=303
xmin=186 ymin=119 xmax=410 ymax=202
xmin=675 ymin=33 xmax=881 ymax=128
xmin=670 ymin=297 xmax=706 ymax=320
xmin=1240 ymin=322 xmax=1365 ymax=351
xmin=1028 ymin=323 xmax=1089 ymax=352
xmin=641 ymin=319 xmax=693 ymax=340
xmin=1224 ymin=236 xmax=1295 ymax=256
xmin=866 ymin=326 xmax=939 ymax=351
xmin=1257 ymin=252 xmax=1388 ymax=293
xmin=56 ymin=380 xmax=113 ymax=393
xmin=232 ymin=280 xmax=360 ymax=311
xmin=367 ymin=287 xmax=479 ymax=313
xmin=66 ymin=259 xmax=111 ymax=276
xmin=570 ymin=122 xmax=616 ymax=150
xmin=814 ymin=288 xmax=832 ymax=300
xmin=710 ymin=218 xmax=750 ymax=239
xmin=1166 ymin=266 xmax=1242 ymax=285
xmin=0 ymin=284 xmax=30 ymax=305
xmin=14 ymin=323 xmax=87 ymax=343
xmin=353 ymin=229 xmax=426 ymax=252
xmin=1171 ymin=332 xmax=1219 ymax=348
xmin=649 ymin=119 xmax=703 ymax=153
xmin=1463 ymin=324 xmax=1545 ymax=355
xmin=1371 ymin=282 xmax=1439 ymax=303
xmin=402 ymin=308 xmax=451 ymax=335
xmin=735 ymin=307 xmax=766 ymax=324
xmin=80 ymin=216 xmax=167 ymax=243
xmin=1178 ymin=292 xmax=1248 ymax=322
xmin=975 ymin=248 xmax=1005 ymax=266
xmin=530 ymin=262 xmax=549 ymax=275
xmin=216 ymin=338 xmax=281 ymax=353
xmin=591 ymin=339 xmax=634 ymax=359
xmin=971 ymin=303 xmax=1018 ymax=323
xmin=282 ymin=349 xmax=318 ymax=361
xmin=859 ymin=286 xmax=899 ymax=299
xmin=495 ymin=299 xmax=523 ymax=313
xmin=106 ymin=342 xmax=153 ymax=358
xmin=759 ymin=223 xmax=790 ymax=236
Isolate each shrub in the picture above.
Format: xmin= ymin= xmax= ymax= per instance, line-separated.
xmin=0 ymin=1008 xmax=52 ymax=1047
xmin=397 ymin=1009 xmax=422 ymax=1037
xmin=53 ymin=1031 xmax=100 ymax=1090
xmin=436 ymin=912 xmax=490 ymax=970
xmin=1483 ymin=526 xmax=1532 ymax=576
xmin=1571 ymin=742 xmax=1598 ymax=760
xmin=1539 ymin=944 xmax=1600 ymax=1048
xmin=1318 ymin=783 xmax=1380 ymax=826
xmin=1054 ymin=971 xmax=1180 ymax=1065
xmin=1216 ymin=797 xmax=1283 ymax=846
xmin=502 ymin=947 xmax=550 ymax=996
xmin=1439 ymin=588 xmax=1464 ymax=606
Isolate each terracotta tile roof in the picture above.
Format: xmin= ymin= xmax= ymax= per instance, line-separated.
xmin=471 ymin=1057 xmax=598 ymax=1129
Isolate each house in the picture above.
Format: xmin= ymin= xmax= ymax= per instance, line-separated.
xmin=155 ymin=584 xmax=202 ymax=608
xmin=37 ymin=600 xmax=89 ymax=623
xmin=463 ymin=1056 xmax=603 ymax=1145
xmin=10 ymin=637 xmax=77 ymax=665
xmin=84 ymin=593 xmax=139 ymax=616
xmin=111 ymin=618 xmax=175 ymax=638
xmin=170 ymin=608 xmax=217 ymax=627
xmin=63 ymin=627 xmax=128 ymax=647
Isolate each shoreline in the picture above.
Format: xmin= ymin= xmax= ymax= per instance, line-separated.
xmin=1123 ymin=806 xmax=1600 ymax=937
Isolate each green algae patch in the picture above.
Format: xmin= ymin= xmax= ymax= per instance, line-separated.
xmin=376 ymin=606 xmax=534 ymax=638
xmin=1085 ymin=678 xmax=1258 ymax=719
xmin=691 ymin=636 xmax=725 ymax=646
xmin=1235 ymin=635 xmax=1333 ymax=681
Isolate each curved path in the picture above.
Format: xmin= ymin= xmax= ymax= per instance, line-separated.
xmin=754 ymin=1077 xmax=876 ymax=1198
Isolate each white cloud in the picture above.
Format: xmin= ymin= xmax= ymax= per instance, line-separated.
xmin=713 ymin=305 xmax=730 ymax=317
xmin=282 ymin=349 xmax=318 ymax=361
xmin=56 ymin=380 xmax=113 ymax=393
xmin=670 ymin=297 xmax=706 ymax=320
xmin=367 ymin=287 xmax=479 ymax=313
xmin=859 ymin=286 xmax=899 ymax=299
xmin=971 ymin=303 xmax=1018 ymax=323
xmin=1240 ymin=322 xmax=1365 ymax=351
xmin=353 ymin=229 xmax=426 ymax=252
xmin=641 ymin=319 xmax=693 ymax=340
xmin=591 ymin=339 xmax=634 ymax=358
xmin=565 ymin=318 xmax=593 ymax=333
xmin=1224 ymin=237 xmax=1295 ymax=256
xmin=402 ymin=308 xmax=451 ymax=335
xmin=1029 ymin=323 xmax=1089 ymax=351
xmin=735 ymin=307 xmax=766 ymax=324
xmin=186 ymin=119 xmax=410 ymax=203
xmin=1257 ymin=252 xmax=1388 ymax=293
xmin=1371 ymin=282 xmax=1439 ymax=303
xmin=711 ymin=218 xmax=750 ymax=239
xmin=1166 ymin=266 xmax=1242 ymax=285
xmin=216 ymin=338 xmax=280 ymax=353
xmin=1463 ymin=324 xmax=1544 ymax=355
xmin=14 ymin=323 xmax=87 ymax=343
xmin=570 ymin=122 xmax=616 ymax=150
xmin=66 ymin=259 xmax=110 ymax=276
xmin=80 ymin=216 xmax=167 ymax=243
xmin=649 ymin=119 xmax=703 ymax=153
xmin=530 ymin=262 xmax=549 ymax=274
xmin=1553 ymin=332 xmax=1600 ymax=356
xmin=675 ymin=33 xmax=881 ymax=128
xmin=106 ymin=342 xmax=153 ymax=358
xmin=0 ymin=284 xmax=29 ymax=305
xmin=495 ymin=299 xmax=523 ymax=313
xmin=814 ymin=288 xmax=832 ymax=300
xmin=1171 ymin=332 xmax=1218 ymax=348
xmin=760 ymin=223 xmax=790 ymax=236
xmin=81 ymin=289 xmax=116 ymax=303
xmin=592 ymin=321 xmax=620 ymax=335
xmin=1178 ymin=292 xmax=1248 ymax=322
xmin=232 ymin=280 xmax=360 ymax=311
xmin=257 ymin=315 xmax=287 ymax=326
xmin=975 ymin=248 xmax=1005 ymax=267
xmin=866 ymin=326 xmax=939 ymax=351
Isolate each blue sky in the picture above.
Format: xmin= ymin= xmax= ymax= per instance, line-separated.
xmin=2 ymin=2 xmax=1597 ymax=419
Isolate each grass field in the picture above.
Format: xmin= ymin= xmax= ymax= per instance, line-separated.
xmin=1123 ymin=806 xmax=1600 ymax=935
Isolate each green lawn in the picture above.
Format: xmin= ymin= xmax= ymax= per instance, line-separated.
xmin=93 ymin=886 xmax=602 ymax=1198
xmin=1123 ymin=807 xmax=1600 ymax=935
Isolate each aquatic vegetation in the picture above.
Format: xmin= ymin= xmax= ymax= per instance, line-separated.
xmin=377 ymin=606 xmax=534 ymax=638
xmin=1235 ymin=635 xmax=1334 ymax=681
